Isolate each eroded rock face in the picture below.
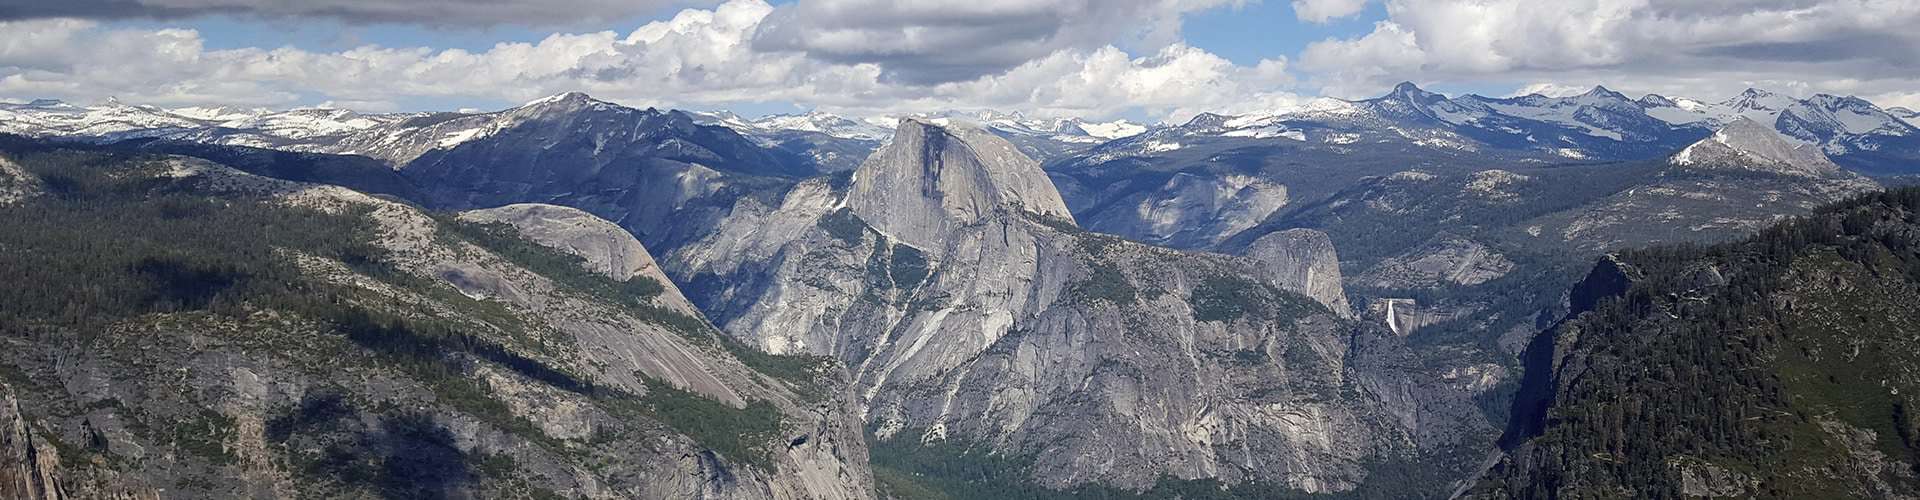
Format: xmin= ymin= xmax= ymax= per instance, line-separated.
xmin=1245 ymin=228 xmax=1350 ymax=315
xmin=671 ymin=120 xmax=1490 ymax=494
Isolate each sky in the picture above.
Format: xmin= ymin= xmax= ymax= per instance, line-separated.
xmin=1 ymin=0 xmax=1918 ymax=122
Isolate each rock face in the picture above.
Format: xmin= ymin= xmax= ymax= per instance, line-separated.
xmin=0 ymin=145 xmax=872 ymax=500
xmin=1244 ymin=228 xmax=1349 ymax=315
xmin=672 ymin=120 xmax=1493 ymax=494
xmin=1 ymin=384 xmax=72 ymax=500
xmin=847 ymin=118 xmax=1074 ymax=249
xmin=458 ymin=203 xmax=697 ymax=312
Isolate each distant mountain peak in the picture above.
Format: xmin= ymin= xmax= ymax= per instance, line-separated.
xmin=1182 ymin=112 xmax=1235 ymax=129
xmin=1580 ymin=85 xmax=1629 ymax=101
xmin=1672 ymin=116 xmax=1842 ymax=176
xmin=1725 ymin=88 xmax=1792 ymax=112
xmin=521 ymin=91 xmax=605 ymax=109
xmin=1385 ymin=81 xmax=1443 ymax=102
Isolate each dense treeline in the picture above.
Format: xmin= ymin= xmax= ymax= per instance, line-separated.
xmin=1477 ymin=187 xmax=1920 ymax=498
xmin=0 ymin=148 xmax=390 ymax=334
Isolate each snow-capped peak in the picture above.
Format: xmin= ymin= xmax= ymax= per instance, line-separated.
xmin=750 ymin=111 xmax=892 ymax=141
xmin=522 ymin=91 xmax=601 ymax=108
xmin=1723 ymin=88 xmax=1794 ymax=116
xmin=1074 ymin=119 xmax=1147 ymax=140
xmin=1637 ymin=94 xmax=1677 ymax=108
xmin=170 ymin=105 xmax=264 ymax=122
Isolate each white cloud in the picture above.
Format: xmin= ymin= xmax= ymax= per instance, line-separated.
xmin=0 ymin=0 xmax=700 ymax=26
xmin=750 ymin=0 xmax=1241 ymax=84
xmin=4 ymin=0 xmax=1917 ymax=122
xmin=1298 ymin=0 xmax=1920 ymax=103
xmin=1291 ymin=0 xmax=1368 ymax=23
xmin=0 ymin=0 xmax=1286 ymax=121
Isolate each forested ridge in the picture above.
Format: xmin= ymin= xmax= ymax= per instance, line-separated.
xmin=1475 ymin=187 xmax=1920 ymax=498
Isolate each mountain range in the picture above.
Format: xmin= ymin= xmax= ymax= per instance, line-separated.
xmin=0 ymin=81 xmax=1915 ymax=499
xmin=8 ymin=83 xmax=1918 ymax=173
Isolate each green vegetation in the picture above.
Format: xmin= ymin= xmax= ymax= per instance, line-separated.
xmin=1068 ymin=259 xmax=1138 ymax=305
xmin=1189 ymin=274 xmax=1264 ymax=322
xmin=870 ymin=436 xmax=1454 ymax=499
xmin=173 ymin=408 xmax=240 ymax=465
xmin=435 ymin=215 xmax=666 ymax=302
xmin=436 ymin=208 xmax=831 ymax=400
xmin=1479 ymin=188 xmax=1920 ymax=498
xmin=603 ymin=379 xmax=785 ymax=468
xmin=889 ymin=243 xmax=931 ymax=289
xmin=818 ymin=207 xmax=869 ymax=245
xmin=0 ymin=150 xmax=399 ymax=337
xmin=1189 ymin=274 xmax=1319 ymax=323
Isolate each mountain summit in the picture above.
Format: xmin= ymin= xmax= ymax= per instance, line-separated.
xmin=849 ymin=118 xmax=1075 ymax=248
xmin=1671 ymin=116 xmax=1841 ymax=176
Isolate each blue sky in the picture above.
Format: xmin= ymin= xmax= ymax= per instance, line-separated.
xmin=5 ymin=0 xmax=1919 ymax=119
xmin=107 ymin=1 xmax=1382 ymax=114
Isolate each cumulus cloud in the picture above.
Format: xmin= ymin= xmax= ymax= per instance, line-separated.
xmin=1291 ymin=0 xmax=1368 ymax=23
xmin=0 ymin=0 xmax=696 ymax=26
xmin=5 ymin=0 xmax=1916 ymax=121
xmin=749 ymin=0 xmax=1240 ymax=84
xmin=0 ymin=0 xmax=1290 ymax=121
xmin=1298 ymin=0 xmax=1920 ymax=103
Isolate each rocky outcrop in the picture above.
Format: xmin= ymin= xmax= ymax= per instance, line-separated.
xmin=1670 ymin=116 xmax=1842 ymax=177
xmin=847 ymin=118 xmax=1074 ymax=249
xmin=672 ymin=119 xmax=1493 ymax=494
xmin=458 ymin=203 xmax=697 ymax=312
xmin=1245 ymin=228 xmax=1349 ymax=315
xmin=1 ymin=384 xmax=66 ymax=500
xmin=0 ymin=156 xmax=39 ymax=205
